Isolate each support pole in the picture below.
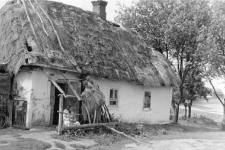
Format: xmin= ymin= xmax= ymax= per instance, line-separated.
xmin=57 ymin=94 xmax=64 ymax=135
xmin=93 ymin=110 xmax=96 ymax=124
xmin=84 ymin=106 xmax=91 ymax=124
xmin=8 ymin=100 xmax=13 ymax=127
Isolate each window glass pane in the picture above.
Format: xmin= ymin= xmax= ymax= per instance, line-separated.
xmin=110 ymin=89 xmax=113 ymax=98
xmin=114 ymin=90 xmax=118 ymax=99
xmin=110 ymin=101 xmax=117 ymax=105
xmin=144 ymin=92 xmax=151 ymax=108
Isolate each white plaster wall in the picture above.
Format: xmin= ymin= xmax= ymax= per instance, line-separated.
xmin=30 ymin=68 xmax=79 ymax=126
xmin=92 ymin=78 xmax=173 ymax=124
xmin=16 ymin=68 xmax=80 ymax=127
xmin=15 ymin=68 xmax=173 ymax=126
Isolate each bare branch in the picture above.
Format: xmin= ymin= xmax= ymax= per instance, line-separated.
xmin=208 ymin=79 xmax=224 ymax=105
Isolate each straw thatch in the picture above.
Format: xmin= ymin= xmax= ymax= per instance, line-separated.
xmin=0 ymin=0 xmax=179 ymax=87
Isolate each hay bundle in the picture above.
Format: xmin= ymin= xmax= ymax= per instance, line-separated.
xmin=81 ymin=78 xmax=110 ymax=123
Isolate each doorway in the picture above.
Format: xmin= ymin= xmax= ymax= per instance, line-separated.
xmin=53 ymin=83 xmax=66 ymax=125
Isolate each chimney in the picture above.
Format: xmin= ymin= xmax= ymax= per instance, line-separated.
xmin=91 ymin=0 xmax=108 ymax=20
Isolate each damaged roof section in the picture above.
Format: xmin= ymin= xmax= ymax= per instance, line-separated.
xmin=0 ymin=0 xmax=179 ymax=87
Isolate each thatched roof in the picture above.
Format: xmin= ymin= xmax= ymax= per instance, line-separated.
xmin=0 ymin=0 xmax=179 ymax=87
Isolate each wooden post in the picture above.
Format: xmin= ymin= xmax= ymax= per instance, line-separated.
xmin=8 ymin=100 xmax=13 ymax=127
xmin=57 ymin=94 xmax=64 ymax=135
xmin=93 ymin=110 xmax=96 ymax=123
xmin=84 ymin=106 xmax=91 ymax=124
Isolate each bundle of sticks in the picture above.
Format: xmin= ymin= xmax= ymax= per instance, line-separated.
xmin=81 ymin=77 xmax=112 ymax=124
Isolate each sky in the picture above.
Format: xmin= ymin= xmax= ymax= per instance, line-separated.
xmin=0 ymin=0 xmax=134 ymax=21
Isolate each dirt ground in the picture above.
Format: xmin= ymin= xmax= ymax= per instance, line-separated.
xmin=0 ymin=118 xmax=225 ymax=150
xmin=1 ymin=98 xmax=225 ymax=150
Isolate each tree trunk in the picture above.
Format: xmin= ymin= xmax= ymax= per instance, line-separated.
xmin=188 ymin=105 xmax=191 ymax=118
xmin=173 ymin=83 xmax=184 ymax=123
xmin=188 ymin=100 xmax=192 ymax=118
xmin=221 ymin=105 xmax=225 ymax=130
xmin=173 ymin=104 xmax=179 ymax=123
xmin=184 ymin=105 xmax=187 ymax=118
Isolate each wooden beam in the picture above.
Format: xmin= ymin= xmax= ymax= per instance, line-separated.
xmin=42 ymin=71 xmax=66 ymax=98
xmin=8 ymin=100 xmax=13 ymax=127
xmin=57 ymin=94 xmax=64 ymax=135
xmin=57 ymin=111 xmax=82 ymax=116
xmin=60 ymin=122 xmax=118 ymax=132
xmin=51 ymin=78 xmax=66 ymax=97
xmin=84 ymin=106 xmax=91 ymax=124
xmin=104 ymin=125 xmax=146 ymax=145
xmin=58 ymin=71 xmax=81 ymax=100
xmin=67 ymin=81 xmax=81 ymax=100
xmin=65 ymin=95 xmax=77 ymax=98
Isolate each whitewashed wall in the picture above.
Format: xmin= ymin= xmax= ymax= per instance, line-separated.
xmin=14 ymin=68 xmax=173 ymax=128
xmin=14 ymin=68 xmax=79 ymax=127
xmin=93 ymin=78 xmax=173 ymax=124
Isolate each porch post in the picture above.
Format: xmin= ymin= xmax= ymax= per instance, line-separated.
xmin=8 ymin=100 xmax=13 ymax=127
xmin=57 ymin=94 xmax=64 ymax=135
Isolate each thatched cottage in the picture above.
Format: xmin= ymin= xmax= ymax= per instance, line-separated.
xmin=0 ymin=0 xmax=178 ymax=128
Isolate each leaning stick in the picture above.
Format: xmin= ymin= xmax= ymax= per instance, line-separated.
xmin=103 ymin=125 xmax=146 ymax=145
xmin=84 ymin=107 xmax=91 ymax=124
xmin=93 ymin=110 xmax=96 ymax=124
xmin=103 ymin=104 xmax=112 ymax=121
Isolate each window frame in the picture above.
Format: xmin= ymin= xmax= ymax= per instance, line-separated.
xmin=143 ymin=91 xmax=151 ymax=110
xmin=109 ymin=88 xmax=118 ymax=107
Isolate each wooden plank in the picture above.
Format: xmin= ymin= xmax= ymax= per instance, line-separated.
xmin=57 ymin=111 xmax=82 ymax=116
xmin=57 ymin=94 xmax=64 ymax=135
xmin=60 ymin=122 xmax=118 ymax=132
xmin=67 ymin=81 xmax=81 ymax=100
xmin=58 ymin=72 xmax=81 ymax=100
xmin=42 ymin=71 xmax=66 ymax=98
xmin=65 ymin=95 xmax=77 ymax=98
xmin=51 ymin=79 xmax=66 ymax=97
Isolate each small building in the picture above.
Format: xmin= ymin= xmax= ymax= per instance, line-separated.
xmin=0 ymin=0 xmax=179 ymax=128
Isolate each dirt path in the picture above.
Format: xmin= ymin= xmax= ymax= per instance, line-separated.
xmin=0 ymin=127 xmax=97 ymax=150
xmin=0 ymin=114 xmax=225 ymax=150
xmin=180 ymin=98 xmax=223 ymax=123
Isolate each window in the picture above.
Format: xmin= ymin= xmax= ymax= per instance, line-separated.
xmin=109 ymin=89 xmax=118 ymax=106
xmin=143 ymin=91 xmax=151 ymax=109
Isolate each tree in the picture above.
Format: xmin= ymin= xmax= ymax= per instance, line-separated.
xmin=115 ymin=0 xmax=176 ymax=56
xmin=200 ymin=0 xmax=225 ymax=130
xmin=116 ymin=0 xmax=211 ymax=123
xmin=184 ymin=67 xmax=211 ymax=118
